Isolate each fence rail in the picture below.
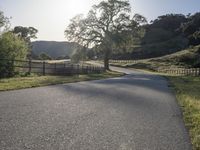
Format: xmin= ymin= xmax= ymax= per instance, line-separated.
xmin=109 ymin=60 xmax=137 ymax=64
xmin=109 ymin=59 xmax=200 ymax=77
xmin=156 ymin=68 xmax=200 ymax=76
xmin=0 ymin=59 xmax=105 ymax=76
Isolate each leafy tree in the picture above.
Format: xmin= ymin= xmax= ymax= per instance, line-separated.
xmin=142 ymin=14 xmax=187 ymax=45
xmin=71 ymin=46 xmax=88 ymax=63
xmin=151 ymin=14 xmax=187 ymax=32
xmin=13 ymin=26 xmax=38 ymax=59
xmin=111 ymin=13 xmax=147 ymax=54
xmin=0 ymin=32 xmax=29 ymax=77
xmin=13 ymin=26 xmax=38 ymax=42
xmin=56 ymin=55 xmax=70 ymax=60
xmin=0 ymin=11 xmax=10 ymax=34
xmin=65 ymin=0 xmax=137 ymax=70
xmin=39 ymin=53 xmax=52 ymax=60
xmin=180 ymin=12 xmax=200 ymax=45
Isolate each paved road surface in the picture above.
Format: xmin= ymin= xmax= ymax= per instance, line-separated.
xmin=0 ymin=67 xmax=191 ymax=150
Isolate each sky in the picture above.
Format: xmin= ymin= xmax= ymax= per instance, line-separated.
xmin=0 ymin=0 xmax=200 ymax=41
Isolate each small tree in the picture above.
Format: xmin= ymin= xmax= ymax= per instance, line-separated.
xmin=13 ymin=26 xmax=38 ymax=42
xmin=39 ymin=52 xmax=52 ymax=60
xmin=13 ymin=26 xmax=38 ymax=59
xmin=65 ymin=0 xmax=136 ymax=70
xmin=0 ymin=11 xmax=10 ymax=34
xmin=0 ymin=32 xmax=28 ymax=77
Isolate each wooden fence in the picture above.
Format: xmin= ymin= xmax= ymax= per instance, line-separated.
xmin=0 ymin=59 xmax=105 ymax=75
xmin=109 ymin=59 xmax=200 ymax=77
xmin=109 ymin=60 xmax=137 ymax=64
xmin=156 ymin=68 xmax=200 ymax=76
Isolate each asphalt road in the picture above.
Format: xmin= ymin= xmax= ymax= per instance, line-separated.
xmin=0 ymin=67 xmax=192 ymax=150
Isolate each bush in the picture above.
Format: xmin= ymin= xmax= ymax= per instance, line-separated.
xmin=39 ymin=52 xmax=52 ymax=60
xmin=0 ymin=32 xmax=28 ymax=78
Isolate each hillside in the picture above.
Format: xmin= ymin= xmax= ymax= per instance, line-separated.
xmin=110 ymin=45 xmax=200 ymax=70
xmin=140 ymin=45 xmax=200 ymax=70
xmin=31 ymin=41 xmax=79 ymax=59
xmin=110 ymin=13 xmax=200 ymax=60
xmin=151 ymin=45 xmax=200 ymax=68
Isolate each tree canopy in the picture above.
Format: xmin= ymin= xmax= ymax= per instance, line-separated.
xmin=65 ymin=0 xmax=146 ymax=69
xmin=180 ymin=12 xmax=200 ymax=45
xmin=13 ymin=26 xmax=38 ymax=43
xmin=0 ymin=11 xmax=10 ymax=34
xmin=0 ymin=10 xmax=37 ymax=78
xmin=0 ymin=32 xmax=29 ymax=77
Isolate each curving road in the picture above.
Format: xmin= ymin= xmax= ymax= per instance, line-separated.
xmin=0 ymin=67 xmax=191 ymax=150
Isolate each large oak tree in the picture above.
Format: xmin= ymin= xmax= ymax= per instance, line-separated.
xmin=65 ymin=0 xmax=139 ymax=70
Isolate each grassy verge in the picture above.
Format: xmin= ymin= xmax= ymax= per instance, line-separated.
xmin=167 ymin=76 xmax=200 ymax=150
xmin=0 ymin=71 xmax=124 ymax=91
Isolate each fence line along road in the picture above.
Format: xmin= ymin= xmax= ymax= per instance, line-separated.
xmin=109 ymin=59 xmax=200 ymax=77
xmin=109 ymin=60 xmax=138 ymax=64
xmin=156 ymin=68 xmax=200 ymax=76
xmin=1 ymin=59 xmax=105 ymax=76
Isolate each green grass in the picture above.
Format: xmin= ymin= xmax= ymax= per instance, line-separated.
xmin=0 ymin=71 xmax=124 ymax=91
xmin=167 ymin=76 xmax=200 ymax=150
xmin=110 ymin=45 xmax=200 ymax=70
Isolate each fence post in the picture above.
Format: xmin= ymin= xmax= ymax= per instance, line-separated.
xmin=77 ymin=64 xmax=80 ymax=75
xmin=43 ymin=61 xmax=46 ymax=76
xmin=87 ymin=66 xmax=89 ymax=74
xmin=54 ymin=63 xmax=57 ymax=72
xmin=28 ymin=59 xmax=32 ymax=74
xmin=63 ymin=63 xmax=65 ymax=75
xmin=195 ymin=68 xmax=198 ymax=76
xmin=199 ymin=68 xmax=200 ymax=76
xmin=193 ymin=68 xmax=195 ymax=76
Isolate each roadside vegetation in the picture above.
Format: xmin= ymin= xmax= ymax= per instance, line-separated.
xmin=0 ymin=71 xmax=124 ymax=91
xmin=168 ymin=76 xmax=200 ymax=150
xmin=0 ymin=11 xmax=38 ymax=78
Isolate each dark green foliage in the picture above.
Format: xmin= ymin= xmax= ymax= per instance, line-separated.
xmin=56 ymin=55 xmax=70 ymax=60
xmin=137 ymin=14 xmax=189 ymax=59
xmin=150 ymin=14 xmax=187 ymax=32
xmin=13 ymin=26 xmax=38 ymax=42
xmin=122 ymin=12 xmax=200 ymax=59
xmin=142 ymin=28 xmax=174 ymax=44
xmin=39 ymin=52 xmax=52 ymax=60
xmin=180 ymin=12 xmax=200 ymax=46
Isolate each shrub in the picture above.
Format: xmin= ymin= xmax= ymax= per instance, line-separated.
xmin=0 ymin=32 xmax=28 ymax=78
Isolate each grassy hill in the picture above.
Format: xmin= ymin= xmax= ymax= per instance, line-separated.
xmin=150 ymin=45 xmax=200 ymax=68
xmin=31 ymin=41 xmax=79 ymax=59
xmin=111 ymin=45 xmax=200 ymax=71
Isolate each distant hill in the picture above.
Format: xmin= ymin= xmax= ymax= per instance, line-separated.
xmin=31 ymin=41 xmax=79 ymax=59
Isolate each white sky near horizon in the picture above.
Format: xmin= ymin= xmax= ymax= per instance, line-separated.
xmin=0 ymin=0 xmax=200 ymax=41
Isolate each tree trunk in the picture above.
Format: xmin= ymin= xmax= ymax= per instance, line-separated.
xmin=104 ymin=56 xmax=109 ymax=70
